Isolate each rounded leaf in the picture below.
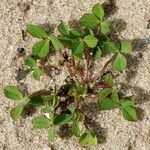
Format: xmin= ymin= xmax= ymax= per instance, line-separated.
xmin=48 ymin=126 xmax=56 ymax=141
xmin=49 ymin=35 xmax=62 ymax=50
xmin=80 ymin=13 xmax=100 ymax=28
xmin=103 ymin=41 xmax=120 ymax=53
xmin=121 ymin=41 xmax=132 ymax=54
xmin=101 ymin=21 xmax=110 ymax=35
xmin=33 ymin=68 xmax=42 ymax=80
xmin=32 ymin=40 xmax=50 ymax=58
xmin=25 ymin=56 xmax=37 ymax=67
xmin=58 ymin=22 xmax=69 ymax=36
xmin=122 ymin=106 xmax=137 ymax=121
xmin=99 ymin=97 xmax=119 ymax=110
xmin=10 ymin=104 xmax=24 ymax=120
xmin=83 ymin=35 xmax=98 ymax=48
xmin=4 ymin=86 xmax=23 ymax=100
xmin=92 ymin=3 xmax=104 ymax=20
xmin=27 ymin=25 xmax=48 ymax=38
xmin=113 ymin=53 xmax=127 ymax=72
xmin=71 ymin=41 xmax=84 ymax=54
xmin=32 ymin=115 xmax=51 ymax=128
xmin=54 ymin=114 xmax=72 ymax=125
xmin=79 ymin=132 xmax=97 ymax=146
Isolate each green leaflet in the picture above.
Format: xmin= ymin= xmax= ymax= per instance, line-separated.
xmin=4 ymin=86 xmax=23 ymax=100
xmin=120 ymin=97 xmax=135 ymax=107
xmin=99 ymin=97 xmax=120 ymax=110
xmin=83 ymin=28 xmax=94 ymax=36
xmin=27 ymin=25 xmax=48 ymax=38
xmin=10 ymin=97 xmax=30 ymax=120
xmin=103 ymin=41 xmax=120 ymax=53
xmin=30 ymin=95 xmax=44 ymax=107
xmin=32 ymin=40 xmax=50 ymax=58
xmin=111 ymin=91 xmax=119 ymax=103
xmin=71 ymin=114 xmax=81 ymax=137
xmin=79 ymin=132 xmax=97 ymax=146
xmin=49 ymin=35 xmax=62 ymax=50
xmin=122 ymin=106 xmax=137 ymax=121
xmin=48 ymin=126 xmax=56 ymax=141
xmin=113 ymin=53 xmax=127 ymax=72
xmin=92 ymin=3 xmax=104 ymax=20
xmin=33 ymin=67 xmax=42 ymax=80
xmin=10 ymin=103 xmax=24 ymax=120
xmin=121 ymin=41 xmax=132 ymax=54
xmin=58 ymin=22 xmax=69 ymax=36
xmin=69 ymin=29 xmax=80 ymax=39
xmin=98 ymin=88 xmax=113 ymax=100
xmin=32 ymin=115 xmax=51 ymax=128
xmin=80 ymin=13 xmax=100 ymax=28
xmin=71 ymin=41 xmax=84 ymax=54
xmin=54 ymin=114 xmax=72 ymax=125
xmin=101 ymin=21 xmax=110 ymax=35
xmin=103 ymin=73 xmax=114 ymax=86
xmin=25 ymin=56 xmax=37 ymax=68
xmin=92 ymin=46 xmax=102 ymax=60
xmin=83 ymin=35 xmax=98 ymax=48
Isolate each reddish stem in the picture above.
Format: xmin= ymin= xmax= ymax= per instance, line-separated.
xmin=90 ymin=54 xmax=117 ymax=83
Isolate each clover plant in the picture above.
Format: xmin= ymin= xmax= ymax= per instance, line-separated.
xmin=4 ymin=3 xmax=137 ymax=146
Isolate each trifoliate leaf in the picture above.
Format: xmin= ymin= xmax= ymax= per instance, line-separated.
xmin=33 ymin=67 xmax=42 ymax=80
xmin=4 ymin=86 xmax=23 ymax=100
xmin=92 ymin=46 xmax=102 ymax=59
xmin=103 ymin=73 xmax=114 ymax=86
xmin=83 ymin=35 xmax=98 ymax=48
xmin=80 ymin=13 xmax=100 ymax=28
xmin=10 ymin=103 xmax=24 ymax=120
xmin=49 ymin=35 xmax=62 ymax=50
xmin=54 ymin=114 xmax=72 ymax=125
xmin=113 ymin=53 xmax=127 ymax=72
xmin=58 ymin=22 xmax=69 ymax=36
xmin=32 ymin=115 xmax=51 ymax=128
xmin=103 ymin=41 xmax=120 ymax=53
xmin=27 ymin=25 xmax=48 ymax=38
xmin=25 ymin=56 xmax=37 ymax=67
xmin=32 ymin=40 xmax=50 ymax=58
xmin=92 ymin=3 xmax=104 ymax=20
xmin=48 ymin=126 xmax=56 ymax=141
xmin=98 ymin=88 xmax=113 ymax=100
xmin=121 ymin=41 xmax=132 ymax=54
xmin=71 ymin=41 xmax=84 ymax=54
xmin=122 ymin=106 xmax=137 ymax=121
xmin=99 ymin=97 xmax=120 ymax=110
xmin=101 ymin=21 xmax=110 ymax=35
xmin=79 ymin=132 xmax=97 ymax=146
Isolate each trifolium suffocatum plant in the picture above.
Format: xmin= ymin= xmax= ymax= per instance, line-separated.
xmin=4 ymin=3 xmax=138 ymax=146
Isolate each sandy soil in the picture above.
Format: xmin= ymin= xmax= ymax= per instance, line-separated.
xmin=0 ymin=0 xmax=150 ymax=150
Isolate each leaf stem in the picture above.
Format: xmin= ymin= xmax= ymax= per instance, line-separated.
xmin=83 ymin=49 xmax=91 ymax=83
xmin=91 ymin=54 xmax=117 ymax=83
